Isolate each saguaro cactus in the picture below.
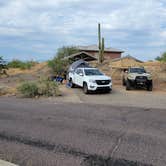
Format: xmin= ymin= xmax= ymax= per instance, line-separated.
xmin=101 ymin=37 xmax=105 ymax=62
xmin=98 ymin=23 xmax=105 ymax=63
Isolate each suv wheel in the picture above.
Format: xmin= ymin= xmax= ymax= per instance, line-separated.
xmin=69 ymin=78 xmax=75 ymax=88
xmin=126 ymin=80 xmax=131 ymax=90
xmin=83 ymin=82 xmax=89 ymax=94
xmin=107 ymin=88 xmax=112 ymax=93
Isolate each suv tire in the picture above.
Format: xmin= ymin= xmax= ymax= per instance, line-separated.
xmin=107 ymin=88 xmax=112 ymax=93
xmin=83 ymin=82 xmax=89 ymax=94
xmin=69 ymin=78 xmax=75 ymax=88
xmin=126 ymin=80 xmax=131 ymax=90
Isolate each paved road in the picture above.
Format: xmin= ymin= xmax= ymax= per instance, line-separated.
xmin=0 ymin=97 xmax=166 ymax=166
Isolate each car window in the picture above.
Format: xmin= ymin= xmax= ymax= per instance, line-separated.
xmin=130 ymin=68 xmax=146 ymax=73
xmin=76 ymin=69 xmax=83 ymax=75
xmin=75 ymin=69 xmax=80 ymax=74
xmin=80 ymin=69 xmax=83 ymax=75
xmin=84 ymin=69 xmax=103 ymax=76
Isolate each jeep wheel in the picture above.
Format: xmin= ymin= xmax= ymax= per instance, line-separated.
xmin=122 ymin=78 xmax=126 ymax=86
xmin=126 ymin=80 xmax=131 ymax=90
xmin=83 ymin=82 xmax=89 ymax=94
xmin=147 ymin=84 xmax=153 ymax=91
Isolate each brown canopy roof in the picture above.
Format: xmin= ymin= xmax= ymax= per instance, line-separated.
xmin=64 ymin=51 xmax=97 ymax=61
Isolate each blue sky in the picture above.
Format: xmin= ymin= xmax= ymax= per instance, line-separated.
xmin=0 ymin=0 xmax=166 ymax=61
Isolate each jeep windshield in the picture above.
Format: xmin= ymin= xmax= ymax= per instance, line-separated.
xmin=84 ymin=69 xmax=103 ymax=76
xmin=130 ymin=68 xmax=146 ymax=73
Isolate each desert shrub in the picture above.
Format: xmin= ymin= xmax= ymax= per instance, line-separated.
xmin=17 ymin=82 xmax=38 ymax=98
xmin=37 ymin=78 xmax=61 ymax=97
xmin=0 ymin=86 xmax=16 ymax=96
xmin=48 ymin=57 xmax=69 ymax=75
xmin=0 ymin=86 xmax=9 ymax=96
xmin=7 ymin=60 xmax=36 ymax=69
xmin=56 ymin=46 xmax=79 ymax=59
xmin=0 ymin=56 xmax=8 ymax=76
xmin=17 ymin=78 xmax=61 ymax=98
xmin=161 ymin=63 xmax=166 ymax=72
xmin=155 ymin=52 xmax=166 ymax=62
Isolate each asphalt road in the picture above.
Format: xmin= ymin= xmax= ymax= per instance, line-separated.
xmin=0 ymin=97 xmax=166 ymax=166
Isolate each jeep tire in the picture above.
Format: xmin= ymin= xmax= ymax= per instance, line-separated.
xmin=126 ymin=80 xmax=131 ymax=90
xmin=147 ymin=82 xmax=153 ymax=91
xmin=122 ymin=78 xmax=126 ymax=86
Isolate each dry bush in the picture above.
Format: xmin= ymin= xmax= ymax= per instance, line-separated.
xmin=17 ymin=78 xmax=61 ymax=98
xmin=161 ymin=63 xmax=166 ymax=72
xmin=0 ymin=86 xmax=16 ymax=96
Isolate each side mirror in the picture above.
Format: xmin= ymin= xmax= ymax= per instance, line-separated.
xmin=79 ymin=73 xmax=83 ymax=76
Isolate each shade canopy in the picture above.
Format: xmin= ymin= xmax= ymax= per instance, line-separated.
xmin=68 ymin=59 xmax=90 ymax=72
xmin=64 ymin=51 xmax=97 ymax=62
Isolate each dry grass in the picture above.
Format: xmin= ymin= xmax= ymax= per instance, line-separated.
xmin=7 ymin=62 xmax=49 ymax=76
xmin=0 ymin=86 xmax=17 ymax=96
xmin=0 ymin=62 xmax=51 ymax=96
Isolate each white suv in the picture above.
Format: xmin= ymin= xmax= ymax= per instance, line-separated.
xmin=68 ymin=67 xmax=112 ymax=94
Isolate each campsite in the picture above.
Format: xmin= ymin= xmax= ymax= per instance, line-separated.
xmin=0 ymin=1 xmax=166 ymax=165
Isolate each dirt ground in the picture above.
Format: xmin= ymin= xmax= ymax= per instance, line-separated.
xmin=47 ymin=85 xmax=166 ymax=110
xmin=0 ymin=62 xmax=166 ymax=109
xmin=1 ymin=77 xmax=166 ymax=110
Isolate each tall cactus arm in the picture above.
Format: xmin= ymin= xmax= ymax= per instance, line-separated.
xmin=98 ymin=23 xmax=101 ymax=50
xmin=101 ymin=37 xmax=105 ymax=63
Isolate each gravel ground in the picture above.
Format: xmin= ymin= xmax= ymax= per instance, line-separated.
xmin=54 ymin=85 xmax=166 ymax=109
xmin=0 ymin=97 xmax=166 ymax=166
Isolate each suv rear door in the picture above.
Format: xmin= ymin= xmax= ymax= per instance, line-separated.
xmin=75 ymin=68 xmax=84 ymax=86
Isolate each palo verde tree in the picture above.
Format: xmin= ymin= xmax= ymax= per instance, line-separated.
xmin=0 ymin=56 xmax=8 ymax=76
xmin=56 ymin=46 xmax=79 ymax=59
xmin=155 ymin=52 xmax=166 ymax=62
xmin=48 ymin=46 xmax=79 ymax=75
xmin=98 ymin=23 xmax=105 ymax=64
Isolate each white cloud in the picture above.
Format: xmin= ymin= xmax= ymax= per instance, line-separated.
xmin=160 ymin=31 xmax=166 ymax=38
xmin=0 ymin=0 xmax=165 ymax=60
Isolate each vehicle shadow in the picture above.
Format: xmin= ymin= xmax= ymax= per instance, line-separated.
xmin=73 ymin=86 xmax=116 ymax=95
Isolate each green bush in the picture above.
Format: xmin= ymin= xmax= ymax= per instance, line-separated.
xmin=38 ymin=78 xmax=61 ymax=97
xmin=155 ymin=52 xmax=166 ymax=62
xmin=17 ymin=78 xmax=61 ymax=98
xmin=48 ymin=57 xmax=69 ymax=75
xmin=48 ymin=46 xmax=79 ymax=74
xmin=56 ymin=46 xmax=79 ymax=59
xmin=17 ymin=82 xmax=38 ymax=98
xmin=0 ymin=56 xmax=8 ymax=76
xmin=7 ymin=60 xmax=36 ymax=69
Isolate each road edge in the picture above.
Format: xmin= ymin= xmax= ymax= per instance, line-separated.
xmin=0 ymin=160 xmax=18 ymax=166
